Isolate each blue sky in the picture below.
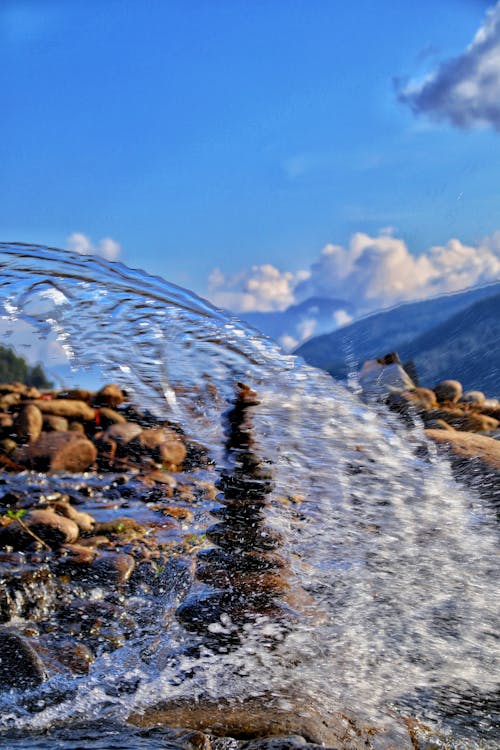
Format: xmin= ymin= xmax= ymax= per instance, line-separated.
xmin=1 ymin=0 xmax=499 ymax=317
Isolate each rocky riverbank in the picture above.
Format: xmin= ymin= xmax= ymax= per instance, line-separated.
xmin=0 ymin=377 xmax=495 ymax=749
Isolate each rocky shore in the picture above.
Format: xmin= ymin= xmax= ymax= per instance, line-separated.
xmin=0 ymin=375 xmax=495 ymax=749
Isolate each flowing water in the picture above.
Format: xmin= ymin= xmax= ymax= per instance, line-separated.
xmin=0 ymin=243 xmax=498 ymax=749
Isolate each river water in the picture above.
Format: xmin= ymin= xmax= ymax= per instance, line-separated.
xmin=0 ymin=243 xmax=498 ymax=749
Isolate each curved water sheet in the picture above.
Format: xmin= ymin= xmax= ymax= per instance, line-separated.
xmin=0 ymin=243 xmax=498 ymax=748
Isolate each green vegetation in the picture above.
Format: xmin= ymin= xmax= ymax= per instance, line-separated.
xmin=0 ymin=345 xmax=52 ymax=388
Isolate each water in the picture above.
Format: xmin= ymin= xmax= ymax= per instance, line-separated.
xmin=0 ymin=242 xmax=498 ymax=748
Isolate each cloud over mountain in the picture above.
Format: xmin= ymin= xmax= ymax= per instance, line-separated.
xmin=66 ymin=233 xmax=122 ymax=261
xmin=208 ymin=229 xmax=500 ymax=317
xmin=399 ymin=2 xmax=500 ymax=129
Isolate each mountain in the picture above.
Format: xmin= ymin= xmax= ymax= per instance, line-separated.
xmin=403 ymin=292 xmax=500 ymax=394
xmin=241 ymin=296 xmax=354 ymax=349
xmin=295 ymin=282 xmax=500 ymax=382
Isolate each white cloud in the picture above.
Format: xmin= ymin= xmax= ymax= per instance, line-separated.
xmin=399 ymin=2 xmax=500 ymax=129
xmin=66 ymin=232 xmax=122 ymax=261
xmin=207 ymin=229 xmax=500 ymax=317
xmin=208 ymin=264 xmax=308 ymax=312
xmin=332 ymin=309 xmax=353 ymax=328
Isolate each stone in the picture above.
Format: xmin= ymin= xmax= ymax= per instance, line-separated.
xmin=55 ymin=639 xmax=94 ymax=674
xmin=43 ymin=415 xmax=69 ymax=432
xmin=51 ymin=500 xmax=95 ymax=533
xmin=0 ymin=392 xmax=21 ymax=408
xmin=30 ymin=399 xmax=96 ymax=421
xmin=24 ymin=509 xmax=79 ymax=547
xmin=103 ymin=422 xmax=142 ymax=445
xmin=15 ymin=431 xmax=97 ymax=472
xmin=426 ymin=429 xmax=500 ymax=471
xmin=434 ymin=380 xmax=463 ymax=404
xmin=460 ymin=390 xmax=486 ymax=406
xmin=206 ymin=522 xmax=283 ymax=552
xmin=461 ymin=413 xmax=499 ymax=433
xmin=127 ymin=694 xmax=412 ymax=748
xmin=87 ymin=552 xmax=136 ymax=585
xmin=95 ymin=383 xmax=126 ymax=408
xmin=68 ymin=421 xmax=85 ymax=433
xmin=0 ymin=629 xmax=47 ymax=689
xmin=425 ymin=419 xmax=455 ymax=431
xmin=95 ymin=407 xmax=127 ymax=428
xmin=134 ymin=427 xmax=187 ymax=467
xmin=60 ymin=388 xmax=94 ymax=403
xmin=14 ymin=404 xmax=43 ymax=443
xmin=0 ymin=413 xmax=13 ymax=429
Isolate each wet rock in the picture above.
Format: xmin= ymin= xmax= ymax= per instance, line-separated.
xmin=241 ymin=737 xmax=308 ymax=750
xmin=127 ymin=694 xmax=401 ymax=748
xmin=461 ymin=413 xmax=499 ymax=433
xmin=426 ymin=429 xmax=500 ymax=470
xmin=95 ymin=407 xmax=127 ymax=428
xmin=206 ymin=522 xmax=283 ymax=552
xmin=134 ymin=427 xmax=187 ymax=468
xmin=15 ymin=431 xmax=97 ymax=472
xmin=94 ymin=433 xmax=117 ymax=470
xmin=60 ymin=388 xmax=94 ymax=403
xmin=434 ymin=380 xmax=463 ymax=404
xmin=425 ymin=419 xmax=455 ymax=431
xmin=88 ymin=552 xmax=136 ymax=585
xmin=30 ymin=399 xmax=96 ymax=421
xmin=0 ymin=438 xmax=17 ymax=455
xmin=54 ymin=638 xmax=94 ymax=674
xmin=24 ymin=509 xmax=79 ymax=547
xmin=0 ymin=413 xmax=13 ymax=430
xmin=0 ymin=392 xmax=21 ymax=408
xmin=14 ymin=404 xmax=43 ymax=443
xmin=460 ymin=390 xmax=486 ymax=406
xmin=95 ymin=383 xmax=126 ymax=408
xmin=95 ymin=517 xmax=146 ymax=537
xmin=0 ymin=509 xmax=78 ymax=550
xmin=103 ymin=422 xmax=142 ymax=446
xmin=169 ymin=729 xmax=212 ymax=750
xmin=43 ymin=414 xmax=69 ymax=432
xmin=51 ymin=499 xmax=95 ymax=533
xmin=0 ymin=628 xmax=47 ymax=689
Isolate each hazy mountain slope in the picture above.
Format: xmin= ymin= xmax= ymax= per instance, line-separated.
xmin=403 ymin=293 xmax=500 ymax=394
xmin=241 ymin=296 xmax=354 ymax=346
xmin=295 ymin=283 xmax=500 ymax=378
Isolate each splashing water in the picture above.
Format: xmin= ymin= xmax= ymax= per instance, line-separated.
xmin=0 ymin=243 xmax=498 ymax=747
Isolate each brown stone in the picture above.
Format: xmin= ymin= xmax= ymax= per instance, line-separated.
xmin=60 ymin=389 xmax=94 ymax=403
xmin=0 ymin=392 xmax=21 ymax=408
xmin=96 ymin=407 xmax=127 ymax=428
xmin=30 ymin=399 xmax=96 ymax=421
xmin=103 ymin=422 xmax=142 ymax=445
xmin=15 ymin=404 xmax=43 ymax=443
xmin=461 ymin=413 xmax=499 ymax=433
xmin=55 ymin=639 xmax=94 ymax=674
xmin=15 ymin=431 xmax=97 ymax=472
xmin=88 ymin=552 xmax=136 ymax=585
xmin=426 ymin=429 xmax=500 ymax=471
xmin=95 ymin=383 xmax=126 ymax=408
xmin=43 ymin=414 xmax=69 ymax=432
xmin=434 ymin=380 xmax=463 ymax=404
xmin=0 ymin=413 xmax=13 ymax=429
xmin=135 ymin=427 xmax=187 ymax=467
xmin=68 ymin=421 xmax=85 ymax=433
xmin=127 ymin=695 xmax=412 ymax=748
xmin=51 ymin=500 xmax=95 ymax=533
xmin=1 ymin=508 xmax=81 ymax=549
